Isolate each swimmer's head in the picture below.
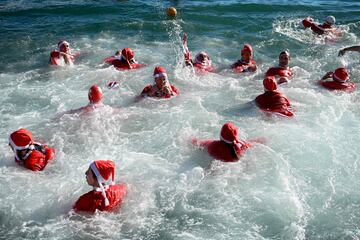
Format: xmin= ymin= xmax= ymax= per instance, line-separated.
xmin=88 ymin=160 xmax=115 ymax=206
xmin=333 ymin=68 xmax=349 ymax=83
xmin=58 ymin=40 xmax=70 ymax=53
xmin=88 ymin=85 xmax=103 ymax=103
xmin=220 ymin=122 xmax=240 ymax=144
xmin=153 ymin=66 xmax=168 ymax=88
xmin=279 ymin=51 xmax=290 ymax=67
xmin=263 ymin=76 xmax=277 ymax=91
xmin=195 ymin=52 xmax=211 ymax=66
xmin=241 ymin=44 xmax=253 ymax=61
xmin=325 ymin=16 xmax=336 ymax=25
xmin=121 ymin=48 xmax=135 ymax=61
xmin=9 ymin=128 xmax=34 ymax=161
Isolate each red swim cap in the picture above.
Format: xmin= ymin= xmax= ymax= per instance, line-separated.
xmin=88 ymin=85 xmax=103 ymax=103
xmin=263 ymin=76 xmax=277 ymax=91
xmin=333 ymin=68 xmax=349 ymax=83
xmin=121 ymin=48 xmax=135 ymax=61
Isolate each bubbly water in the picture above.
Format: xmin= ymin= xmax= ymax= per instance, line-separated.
xmin=1 ymin=1 xmax=360 ymax=239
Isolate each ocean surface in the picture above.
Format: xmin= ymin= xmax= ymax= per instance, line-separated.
xmin=1 ymin=0 xmax=360 ymax=239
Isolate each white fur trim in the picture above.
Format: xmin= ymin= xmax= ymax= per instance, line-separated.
xmin=333 ymin=73 xmax=347 ymax=83
xmin=154 ymin=73 xmax=167 ymax=78
xmin=58 ymin=41 xmax=69 ymax=49
xmin=8 ymin=136 xmax=31 ymax=151
xmin=90 ymin=162 xmax=106 ymax=183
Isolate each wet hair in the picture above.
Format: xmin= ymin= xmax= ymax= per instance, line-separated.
xmin=279 ymin=51 xmax=290 ymax=57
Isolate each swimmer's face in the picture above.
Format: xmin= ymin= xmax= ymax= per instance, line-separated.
xmin=86 ymin=168 xmax=97 ymax=187
xmin=241 ymin=51 xmax=252 ymax=62
xmin=279 ymin=53 xmax=290 ymax=67
xmin=60 ymin=43 xmax=70 ymax=53
xmin=155 ymin=76 xmax=167 ymax=88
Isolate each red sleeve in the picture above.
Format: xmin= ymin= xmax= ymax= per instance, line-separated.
xmin=73 ymin=191 xmax=99 ymax=213
xmin=50 ymin=51 xmax=60 ymax=58
xmin=43 ymin=145 xmax=55 ymax=161
xmin=24 ymin=151 xmax=48 ymax=171
xmin=131 ymin=63 xmax=146 ymax=69
xmin=192 ymin=138 xmax=214 ymax=148
xmin=141 ymin=84 xmax=152 ymax=96
xmin=265 ymin=67 xmax=276 ymax=77
xmin=171 ymin=85 xmax=179 ymax=95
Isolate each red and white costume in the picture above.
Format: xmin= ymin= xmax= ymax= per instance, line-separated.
xmin=49 ymin=40 xmax=77 ymax=66
xmin=66 ymin=84 xmax=105 ymax=114
xmin=265 ymin=65 xmax=293 ymax=82
xmin=255 ymin=76 xmax=294 ymax=117
xmin=104 ymin=48 xmax=145 ymax=70
xmin=141 ymin=66 xmax=180 ymax=99
xmin=319 ymin=68 xmax=356 ymax=92
xmin=302 ymin=16 xmax=336 ymax=35
xmin=73 ymin=160 xmax=128 ymax=213
xmin=231 ymin=44 xmax=257 ymax=73
xmin=193 ymin=123 xmax=251 ymax=162
xmin=9 ymin=128 xmax=55 ymax=171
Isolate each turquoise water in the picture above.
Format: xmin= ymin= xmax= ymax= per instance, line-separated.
xmin=1 ymin=1 xmax=360 ymax=239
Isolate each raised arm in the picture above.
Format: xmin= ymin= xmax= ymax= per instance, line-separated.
xmin=338 ymin=45 xmax=360 ymax=56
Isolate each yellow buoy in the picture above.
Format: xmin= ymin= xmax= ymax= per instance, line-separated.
xmin=166 ymin=7 xmax=177 ymax=17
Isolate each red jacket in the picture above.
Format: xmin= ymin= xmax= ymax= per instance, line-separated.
xmin=16 ymin=144 xmax=55 ymax=171
xmin=196 ymin=139 xmax=250 ymax=162
xmin=141 ymin=84 xmax=179 ymax=98
xmin=49 ymin=51 xmax=75 ymax=65
xmin=73 ymin=184 xmax=128 ymax=213
xmin=231 ymin=59 xmax=257 ymax=73
xmin=255 ymin=91 xmax=293 ymax=117
xmin=105 ymin=57 xmax=145 ymax=70
xmin=265 ymin=66 xmax=293 ymax=78
xmin=319 ymin=81 xmax=356 ymax=92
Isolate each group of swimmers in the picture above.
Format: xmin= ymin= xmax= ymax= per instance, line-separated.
xmin=8 ymin=14 xmax=360 ymax=214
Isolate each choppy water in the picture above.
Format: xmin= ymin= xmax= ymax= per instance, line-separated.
xmin=1 ymin=0 xmax=360 ymax=239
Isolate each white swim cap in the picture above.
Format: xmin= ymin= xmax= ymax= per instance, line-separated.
xmin=325 ymin=16 xmax=336 ymax=25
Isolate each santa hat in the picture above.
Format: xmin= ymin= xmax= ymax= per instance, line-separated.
xmin=241 ymin=44 xmax=253 ymax=55
xmin=90 ymin=160 xmax=115 ymax=207
xmin=88 ymin=85 xmax=103 ymax=103
xmin=333 ymin=68 xmax=349 ymax=83
xmin=325 ymin=16 xmax=336 ymax=25
xmin=58 ymin=40 xmax=70 ymax=51
xmin=153 ymin=66 xmax=168 ymax=79
xmin=9 ymin=128 xmax=35 ymax=160
xmin=263 ymin=76 xmax=277 ymax=91
xmin=220 ymin=123 xmax=245 ymax=159
xmin=121 ymin=48 xmax=135 ymax=61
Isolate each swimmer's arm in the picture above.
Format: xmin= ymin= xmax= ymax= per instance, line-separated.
xmin=338 ymin=46 xmax=360 ymax=56
xmin=321 ymin=71 xmax=333 ymax=80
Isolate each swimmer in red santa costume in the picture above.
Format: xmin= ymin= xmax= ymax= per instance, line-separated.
xmin=104 ymin=48 xmax=145 ymax=70
xmin=141 ymin=66 xmax=179 ymax=99
xmin=255 ymin=76 xmax=294 ymax=117
xmin=231 ymin=44 xmax=257 ymax=73
xmin=8 ymin=128 xmax=55 ymax=171
xmin=318 ymin=67 xmax=356 ymax=92
xmin=49 ymin=40 xmax=78 ymax=66
xmin=192 ymin=122 xmax=256 ymax=162
xmin=265 ymin=51 xmax=293 ymax=85
xmin=73 ymin=160 xmax=128 ymax=213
